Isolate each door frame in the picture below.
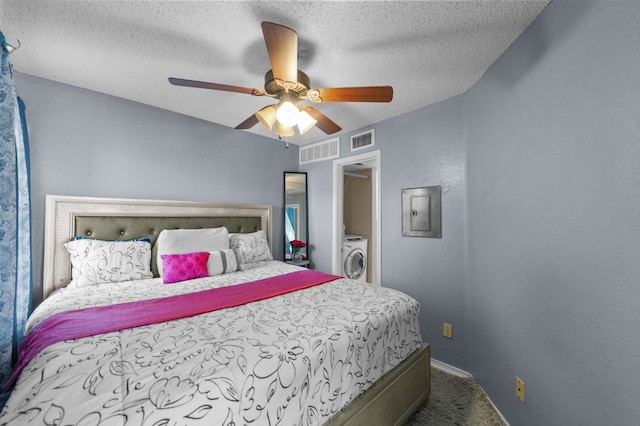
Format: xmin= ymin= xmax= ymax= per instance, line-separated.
xmin=332 ymin=150 xmax=381 ymax=286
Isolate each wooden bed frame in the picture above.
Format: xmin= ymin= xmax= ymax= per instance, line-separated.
xmin=42 ymin=194 xmax=431 ymax=425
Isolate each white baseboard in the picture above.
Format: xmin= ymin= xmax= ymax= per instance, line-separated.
xmin=430 ymin=358 xmax=473 ymax=378
xmin=430 ymin=358 xmax=510 ymax=426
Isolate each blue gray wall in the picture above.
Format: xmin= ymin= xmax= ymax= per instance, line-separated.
xmin=306 ymin=1 xmax=640 ymax=424
xmin=14 ymin=73 xmax=299 ymax=306
xmin=465 ymin=1 xmax=640 ymax=424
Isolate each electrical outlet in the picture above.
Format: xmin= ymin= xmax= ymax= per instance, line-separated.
xmin=443 ymin=322 xmax=452 ymax=339
xmin=516 ymin=376 xmax=525 ymax=403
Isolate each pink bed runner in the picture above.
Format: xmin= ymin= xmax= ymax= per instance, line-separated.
xmin=4 ymin=269 xmax=341 ymax=391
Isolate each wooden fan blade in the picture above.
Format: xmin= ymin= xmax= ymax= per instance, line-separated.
xmin=235 ymin=114 xmax=259 ymax=130
xmin=261 ymin=22 xmax=298 ymax=83
xmin=169 ymin=77 xmax=264 ymax=96
xmin=308 ymin=86 xmax=393 ymax=103
xmin=302 ymin=106 xmax=342 ymax=134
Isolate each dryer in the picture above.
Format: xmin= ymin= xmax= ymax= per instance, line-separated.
xmin=341 ymin=235 xmax=368 ymax=283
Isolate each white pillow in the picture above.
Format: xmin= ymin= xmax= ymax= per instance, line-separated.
xmin=208 ymin=249 xmax=238 ymax=276
xmin=156 ymin=227 xmax=229 ymax=276
xmin=65 ymin=238 xmax=153 ymax=287
xmin=229 ymin=230 xmax=273 ymax=270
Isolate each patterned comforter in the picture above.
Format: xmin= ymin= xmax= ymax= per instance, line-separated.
xmin=0 ymin=261 xmax=422 ymax=425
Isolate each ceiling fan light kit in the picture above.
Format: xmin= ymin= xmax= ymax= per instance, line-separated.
xmin=296 ymin=110 xmax=317 ymax=135
xmin=254 ymin=99 xmax=317 ymax=136
xmin=274 ymin=122 xmax=295 ymax=138
xmin=168 ymin=21 xmax=393 ymax=138
xmin=275 ymin=93 xmax=300 ymax=127
xmin=255 ymin=105 xmax=277 ymax=130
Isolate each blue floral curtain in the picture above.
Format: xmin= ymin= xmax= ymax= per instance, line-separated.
xmin=0 ymin=31 xmax=32 ymax=407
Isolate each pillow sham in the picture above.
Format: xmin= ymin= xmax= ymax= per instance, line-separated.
xmin=65 ymin=238 xmax=153 ymax=287
xmin=229 ymin=230 xmax=272 ymax=270
xmin=207 ymin=249 xmax=238 ymax=276
xmin=161 ymin=252 xmax=209 ymax=284
xmin=156 ymin=227 xmax=229 ymax=276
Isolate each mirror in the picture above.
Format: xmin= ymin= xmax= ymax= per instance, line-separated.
xmin=284 ymin=172 xmax=308 ymax=262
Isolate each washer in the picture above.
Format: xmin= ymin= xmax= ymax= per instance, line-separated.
xmin=341 ymin=235 xmax=368 ymax=283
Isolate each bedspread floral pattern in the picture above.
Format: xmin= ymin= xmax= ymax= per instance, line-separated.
xmin=0 ymin=261 xmax=422 ymax=425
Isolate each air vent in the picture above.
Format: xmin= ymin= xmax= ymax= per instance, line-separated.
xmin=299 ymin=137 xmax=340 ymax=165
xmin=350 ymin=129 xmax=375 ymax=152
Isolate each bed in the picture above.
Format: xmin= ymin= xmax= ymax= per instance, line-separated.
xmin=0 ymin=195 xmax=430 ymax=425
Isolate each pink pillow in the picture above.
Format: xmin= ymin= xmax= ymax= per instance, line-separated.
xmin=161 ymin=252 xmax=209 ymax=284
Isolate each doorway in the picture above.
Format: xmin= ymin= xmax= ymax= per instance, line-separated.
xmin=332 ymin=150 xmax=381 ymax=286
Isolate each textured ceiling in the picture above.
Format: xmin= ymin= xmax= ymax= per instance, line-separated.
xmin=0 ymin=1 xmax=550 ymax=145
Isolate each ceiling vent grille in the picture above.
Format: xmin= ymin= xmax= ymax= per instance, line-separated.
xmin=299 ymin=137 xmax=340 ymax=165
xmin=351 ymin=129 xmax=375 ymax=152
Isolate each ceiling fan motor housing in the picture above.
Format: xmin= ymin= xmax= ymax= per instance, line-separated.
xmin=264 ymin=69 xmax=310 ymax=96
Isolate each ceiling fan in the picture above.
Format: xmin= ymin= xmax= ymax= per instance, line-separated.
xmin=168 ymin=22 xmax=393 ymax=137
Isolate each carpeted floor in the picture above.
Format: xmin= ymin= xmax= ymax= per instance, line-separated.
xmin=404 ymin=367 xmax=507 ymax=425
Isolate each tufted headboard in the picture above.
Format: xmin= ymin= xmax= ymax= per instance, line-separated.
xmin=43 ymin=195 xmax=272 ymax=299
